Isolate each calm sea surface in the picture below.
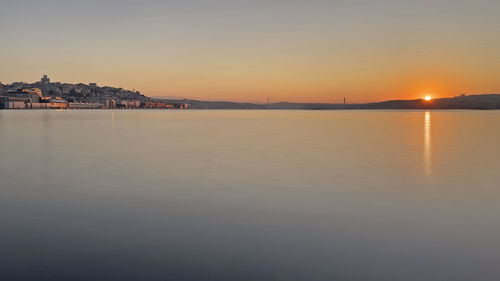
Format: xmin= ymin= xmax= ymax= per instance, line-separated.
xmin=1 ymin=110 xmax=499 ymax=281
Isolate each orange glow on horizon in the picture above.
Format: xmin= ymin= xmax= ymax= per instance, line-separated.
xmin=424 ymin=96 xmax=432 ymax=101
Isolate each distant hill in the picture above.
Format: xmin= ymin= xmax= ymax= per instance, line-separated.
xmin=1 ymin=76 xmax=148 ymax=103
xmin=358 ymin=94 xmax=500 ymax=110
xmin=157 ymin=94 xmax=500 ymax=110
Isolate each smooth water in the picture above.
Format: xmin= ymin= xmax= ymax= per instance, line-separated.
xmin=1 ymin=110 xmax=499 ymax=281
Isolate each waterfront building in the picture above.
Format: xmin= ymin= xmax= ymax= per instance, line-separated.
xmin=1 ymin=97 xmax=28 ymax=109
xmin=48 ymin=99 xmax=69 ymax=109
xmin=69 ymin=102 xmax=104 ymax=109
xmin=1 ymin=88 xmax=44 ymax=108
xmin=0 ymin=96 xmax=9 ymax=109
xmin=106 ymin=99 xmax=117 ymax=109
xmin=144 ymin=101 xmax=178 ymax=109
xmin=30 ymin=103 xmax=49 ymax=109
xmin=120 ymin=100 xmax=141 ymax=108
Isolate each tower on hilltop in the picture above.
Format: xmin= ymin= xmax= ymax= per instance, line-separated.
xmin=41 ymin=74 xmax=50 ymax=84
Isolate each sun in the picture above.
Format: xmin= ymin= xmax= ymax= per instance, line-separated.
xmin=424 ymin=96 xmax=432 ymax=101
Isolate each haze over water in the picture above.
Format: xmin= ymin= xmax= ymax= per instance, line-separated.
xmin=1 ymin=110 xmax=500 ymax=280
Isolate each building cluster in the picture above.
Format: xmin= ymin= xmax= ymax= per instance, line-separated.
xmin=0 ymin=75 xmax=189 ymax=110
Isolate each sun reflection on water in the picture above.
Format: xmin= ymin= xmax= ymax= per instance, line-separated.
xmin=424 ymin=111 xmax=432 ymax=176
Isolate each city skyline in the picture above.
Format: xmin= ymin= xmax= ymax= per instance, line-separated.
xmin=1 ymin=0 xmax=499 ymax=103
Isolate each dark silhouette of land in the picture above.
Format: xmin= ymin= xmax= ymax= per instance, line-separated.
xmin=159 ymin=94 xmax=500 ymax=110
xmin=2 ymin=77 xmax=499 ymax=110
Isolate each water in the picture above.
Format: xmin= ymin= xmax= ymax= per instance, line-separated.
xmin=1 ymin=110 xmax=499 ymax=281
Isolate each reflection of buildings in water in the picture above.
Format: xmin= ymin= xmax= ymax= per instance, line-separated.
xmin=424 ymin=111 xmax=432 ymax=176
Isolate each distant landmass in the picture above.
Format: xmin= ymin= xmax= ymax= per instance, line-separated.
xmin=159 ymin=94 xmax=500 ymax=110
xmin=1 ymin=76 xmax=499 ymax=110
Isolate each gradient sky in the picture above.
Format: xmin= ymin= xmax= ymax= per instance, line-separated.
xmin=1 ymin=0 xmax=498 ymax=102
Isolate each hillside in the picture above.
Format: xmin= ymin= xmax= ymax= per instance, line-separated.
xmin=159 ymin=94 xmax=500 ymax=110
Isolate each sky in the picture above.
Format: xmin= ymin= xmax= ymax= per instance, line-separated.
xmin=0 ymin=0 xmax=498 ymax=103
